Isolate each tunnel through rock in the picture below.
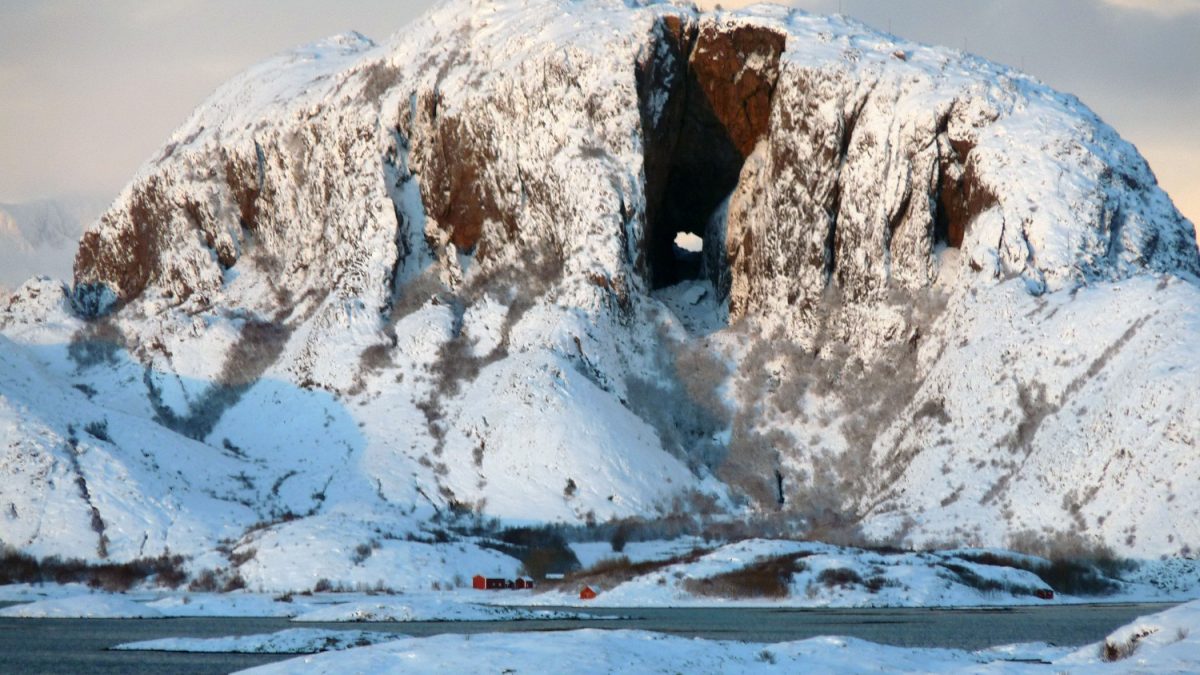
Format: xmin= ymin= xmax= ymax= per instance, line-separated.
xmin=637 ymin=17 xmax=786 ymax=290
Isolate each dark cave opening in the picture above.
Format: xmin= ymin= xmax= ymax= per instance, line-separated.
xmin=649 ymin=94 xmax=745 ymax=289
xmin=933 ymin=198 xmax=961 ymax=250
xmin=638 ymin=19 xmax=786 ymax=291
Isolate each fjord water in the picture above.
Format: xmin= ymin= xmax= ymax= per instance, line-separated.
xmin=0 ymin=603 xmax=1174 ymax=673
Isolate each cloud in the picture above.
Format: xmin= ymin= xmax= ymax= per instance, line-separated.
xmin=1100 ymin=0 xmax=1200 ymax=16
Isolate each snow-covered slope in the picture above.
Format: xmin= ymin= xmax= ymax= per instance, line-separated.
xmin=1 ymin=0 xmax=1198 ymax=583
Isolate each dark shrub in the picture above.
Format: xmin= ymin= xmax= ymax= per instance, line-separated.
xmin=188 ymin=569 xmax=222 ymax=592
xmin=151 ymin=555 xmax=188 ymax=589
xmin=0 ymin=547 xmax=40 ymax=584
xmin=83 ymin=420 xmax=111 ymax=443
xmin=0 ymin=546 xmax=186 ymax=591
xmin=1037 ymin=559 xmax=1121 ymax=596
xmin=222 ymin=573 xmax=247 ymax=592
xmin=959 ymin=539 xmax=1130 ymax=597
xmin=228 ymin=548 xmax=257 ymax=568
xmin=610 ymin=525 xmax=628 ymax=554
xmin=67 ymin=318 xmax=125 ymax=369
xmin=90 ymin=564 xmax=140 ymax=592
xmin=865 ymin=576 xmax=895 ymax=593
xmin=351 ymin=543 xmax=373 ymax=565
xmin=817 ymin=567 xmax=863 ymax=588
xmin=563 ymin=548 xmax=711 ymax=590
xmin=483 ymin=526 xmax=581 ymax=579
xmin=938 ymin=563 xmax=1037 ymax=596
xmin=684 ymin=553 xmax=808 ymax=599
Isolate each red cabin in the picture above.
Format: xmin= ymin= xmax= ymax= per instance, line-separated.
xmin=579 ymin=586 xmax=598 ymax=600
xmin=473 ymin=575 xmax=537 ymax=591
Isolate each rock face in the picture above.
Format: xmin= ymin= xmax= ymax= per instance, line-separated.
xmin=1 ymin=0 xmax=1198 ymax=575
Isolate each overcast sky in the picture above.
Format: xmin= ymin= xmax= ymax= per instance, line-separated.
xmin=0 ymin=0 xmax=1195 ymax=228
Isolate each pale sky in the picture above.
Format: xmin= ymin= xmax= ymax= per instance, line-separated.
xmin=0 ymin=0 xmax=1195 ymax=230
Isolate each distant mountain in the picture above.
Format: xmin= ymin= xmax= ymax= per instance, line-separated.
xmin=0 ymin=196 xmax=107 ymax=290
xmin=0 ymin=0 xmax=1197 ymax=588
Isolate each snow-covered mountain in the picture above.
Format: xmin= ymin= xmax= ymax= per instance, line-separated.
xmin=0 ymin=197 xmax=105 ymax=291
xmin=1 ymin=0 xmax=1197 ymax=585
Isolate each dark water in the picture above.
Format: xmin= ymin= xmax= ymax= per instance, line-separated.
xmin=0 ymin=603 xmax=1174 ymax=674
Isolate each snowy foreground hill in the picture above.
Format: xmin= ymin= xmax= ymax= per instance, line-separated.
xmin=236 ymin=600 xmax=1200 ymax=674
xmin=1 ymin=0 xmax=1199 ymax=595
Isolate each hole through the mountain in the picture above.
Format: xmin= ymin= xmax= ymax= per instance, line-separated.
xmin=637 ymin=18 xmax=786 ymax=291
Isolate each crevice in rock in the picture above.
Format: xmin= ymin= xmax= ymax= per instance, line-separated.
xmin=637 ymin=17 xmax=785 ymax=290
xmin=933 ymin=127 xmax=996 ymax=251
xmin=823 ymin=84 xmax=872 ymax=287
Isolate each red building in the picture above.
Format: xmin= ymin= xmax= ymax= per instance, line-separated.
xmin=579 ymin=586 xmax=597 ymax=600
xmin=473 ymin=574 xmax=531 ymax=590
xmin=472 ymin=571 xmax=540 ymax=588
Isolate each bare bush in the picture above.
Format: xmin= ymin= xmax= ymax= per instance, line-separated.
xmin=188 ymin=568 xmax=224 ymax=592
xmin=716 ymin=420 xmax=785 ymax=508
xmin=359 ymin=344 xmax=394 ymax=373
xmin=0 ymin=547 xmax=188 ymax=591
xmin=1103 ymin=628 xmax=1157 ymax=662
xmin=352 ymin=542 xmax=374 ymax=565
xmin=938 ymin=563 xmax=1037 ymax=596
xmin=975 ymin=531 xmax=1134 ymax=595
xmin=672 ymin=341 xmax=731 ymax=424
xmin=684 ymin=553 xmax=807 ymax=599
xmin=481 ymin=526 xmax=581 ymax=580
xmin=817 ymin=567 xmax=863 ymax=588
xmin=560 ymin=548 xmax=711 ymax=591
xmin=83 ymin=420 xmax=111 ymax=443
xmin=228 ymin=547 xmax=257 ymax=567
xmin=610 ymin=524 xmax=628 ymax=553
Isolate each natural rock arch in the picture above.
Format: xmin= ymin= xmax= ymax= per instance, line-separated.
xmin=637 ymin=17 xmax=786 ymax=290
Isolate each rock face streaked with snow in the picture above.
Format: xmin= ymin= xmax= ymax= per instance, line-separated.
xmin=2 ymin=0 xmax=1199 ymax=582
